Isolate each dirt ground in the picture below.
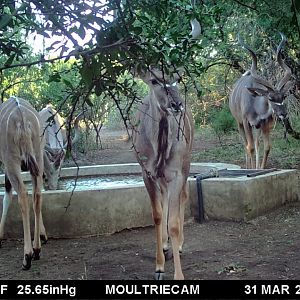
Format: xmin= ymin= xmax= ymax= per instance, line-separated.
xmin=0 ymin=128 xmax=300 ymax=280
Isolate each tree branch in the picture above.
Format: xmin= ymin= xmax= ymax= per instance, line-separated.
xmin=232 ymin=0 xmax=258 ymax=12
xmin=204 ymin=60 xmax=245 ymax=74
xmin=31 ymin=0 xmax=80 ymax=48
xmin=0 ymin=37 xmax=135 ymax=72
xmin=292 ymin=0 xmax=300 ymax=38
xmin=0 ymin=79 xmax=40 ymax=102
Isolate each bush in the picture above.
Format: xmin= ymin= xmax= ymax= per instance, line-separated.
xmin=105 ymin=108 xmax=125 ymax=130
xmin=208 ymin=104 xmax=236 ymax=141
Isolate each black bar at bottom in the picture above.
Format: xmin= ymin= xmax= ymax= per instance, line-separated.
xmin=0 ymin=280 xmax=299 ymax=299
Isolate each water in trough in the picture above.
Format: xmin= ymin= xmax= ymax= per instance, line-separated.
xmin=0 ymin=175 xmax=144 ymax=193
xmin=61 ymin=175 xmax=144 ymax=191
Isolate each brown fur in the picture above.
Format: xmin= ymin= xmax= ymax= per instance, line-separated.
xmin=230 ymin=35 xmax=292 ymax=169
xmin=13 ymin=108 xmax=41 ymax=178
xmin=133 ymin=69 xmax=194 ymax=279
xmin=0 ymin=96 xmax=47 ymax=270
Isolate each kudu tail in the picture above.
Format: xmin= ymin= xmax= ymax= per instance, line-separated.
xmin=15 ymin=121 xmax=40 ymax=177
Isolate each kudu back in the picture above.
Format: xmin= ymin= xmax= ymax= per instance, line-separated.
xmin=229 ymin=33 xmax=292 ymax=169
xmin=0 ymin=96 xmax=47 ymax=270
xmin=133 ymin=68 xmax=194 ymax=280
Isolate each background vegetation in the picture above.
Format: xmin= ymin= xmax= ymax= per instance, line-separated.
xmin=0 ymin=0 xmax=299 ymax=168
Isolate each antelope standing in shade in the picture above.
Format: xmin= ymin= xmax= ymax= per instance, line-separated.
xmin=133 ymin=68 xmax=194 ymax=280
xmin=39 ymin=104 xmax=83 ymax=190
xmin=0 ymin=96 xmax=46 ymax=270
xmin=0 ymin=103 xmax=84 ymax=250
xmin=229 ymin=33 xmax=292 ymax=169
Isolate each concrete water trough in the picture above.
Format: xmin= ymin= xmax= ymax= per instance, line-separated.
xmin=0 ymin=163 xmax=299 ymax=239
xmin=190 ymin=168 xmax=299 ymax=222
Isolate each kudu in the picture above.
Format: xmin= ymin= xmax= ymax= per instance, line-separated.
xmin=0 ymin=96 xmax=47 ymax=270
xmin=0 ymin=103 xmax=83 ymax=269
xmin=39 ymin=104 xmax=83 ymax=190
xmin=229 ymin=33 xmax=292 ymax=169
xmin=133 ymin=68 xmax=194 ymax=280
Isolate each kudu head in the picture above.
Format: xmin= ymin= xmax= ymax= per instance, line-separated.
xmin=40 ymin=105 xmax=83 ymax=190
xmin=239 ymin=32 xmax=292 ymax=121
xmin=139 ymin=68 xmax=184 ymax=114
xmin=43 ymin=146 xmax=66 ymax=190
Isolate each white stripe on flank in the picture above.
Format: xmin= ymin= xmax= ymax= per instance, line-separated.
xmin=5 ymin=102 xmax=40 ymax=147
xmin=15 ymin=97 xmax=20 ymax=106
xmin=19 ymin=104 xmax=40 ymax=126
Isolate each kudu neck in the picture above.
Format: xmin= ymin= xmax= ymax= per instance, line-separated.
xmin=148 ymin=91 xmax=170 ymax=118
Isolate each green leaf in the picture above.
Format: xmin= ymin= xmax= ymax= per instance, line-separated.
xmin=63 ymin=79 xmax=73 ymax=89
xmin=77 ymin=25 xmax=86 ymax=40
xmin=80 ymin=64 xmax=94 ymax=87
xmin=133 ymin=26 xmax=143 ymax=35
xmin=48 ymin=73 xmax=61 ymax=83
xmin=41 ymin=31 xmax=51 ymax=38
xmin=16 ymin=2 xmax=28 ymax=12
xmin=46 ymin=40 xmax=61 ymax=51
xmin=0 ymin=14 xmax=12 ymax=29
xmin=94 ymin=81 xmax=104 ymax=96
xmin=4 ymin=54 xmax=15 ymax=67
xmin=85 ymin=97 xmax=94 ymax=107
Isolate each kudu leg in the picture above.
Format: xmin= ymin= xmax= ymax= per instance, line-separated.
xmin=37 ymin=155 xmax=47 ymax=244
xmin=168 ymin=176 xmax=185 ymax=280
xmin=261 ymin=123 xmax=272 ymax=169
xmin=152 ymin=198 xmax=166 ymax=279
xmin=238 ymin=123 xmax=250 ymax=168
xmin=39 ymin=211 xmax=48 ymax=244
xmin=0 ymin=177 xmax=13 ymax=245
xmin=19 ymin=190 xmax=33 ymax=270
xmin=253 ymin=127 xmax=261 ymax=169
xmin=31 ymin=174 xmax=44 ymax=260
xmin=178 ymin=182 xmax=188 ymax=253
xmin=7 ymin=170 xmax=33 ymax=270
xmin=242 ymin=120 xmax=255 ymax=168
xmin=143 ymin=175 xmax=165 ymax=279
xmin=161 ymin=184 xmax=172 ymax=260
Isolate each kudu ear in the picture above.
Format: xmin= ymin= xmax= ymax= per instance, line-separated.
xmin=130 ymin=64 xmax=152 ymax=83
xmin=172 ymin=67 xmax=185 ymax=82
xmin=53 ymin=149 xmax=66 ymax=170
xmin=138 ymin=70 xmax=152 ymax=84
xmin=247 ymin=87 xmax=269 ymax=97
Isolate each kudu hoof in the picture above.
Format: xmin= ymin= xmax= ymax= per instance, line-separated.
xmin=33 ymin=248 xmax=41 ymax=260
xmin=40 ymin=234 xmax=48 ymax=245
xmin=163 ymin=248 xmax=173 ymax=261
xmin=22 ymin=253 xmax=33 ymax=270
xmin=154 ymin=271 xmax=165 ymax=280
